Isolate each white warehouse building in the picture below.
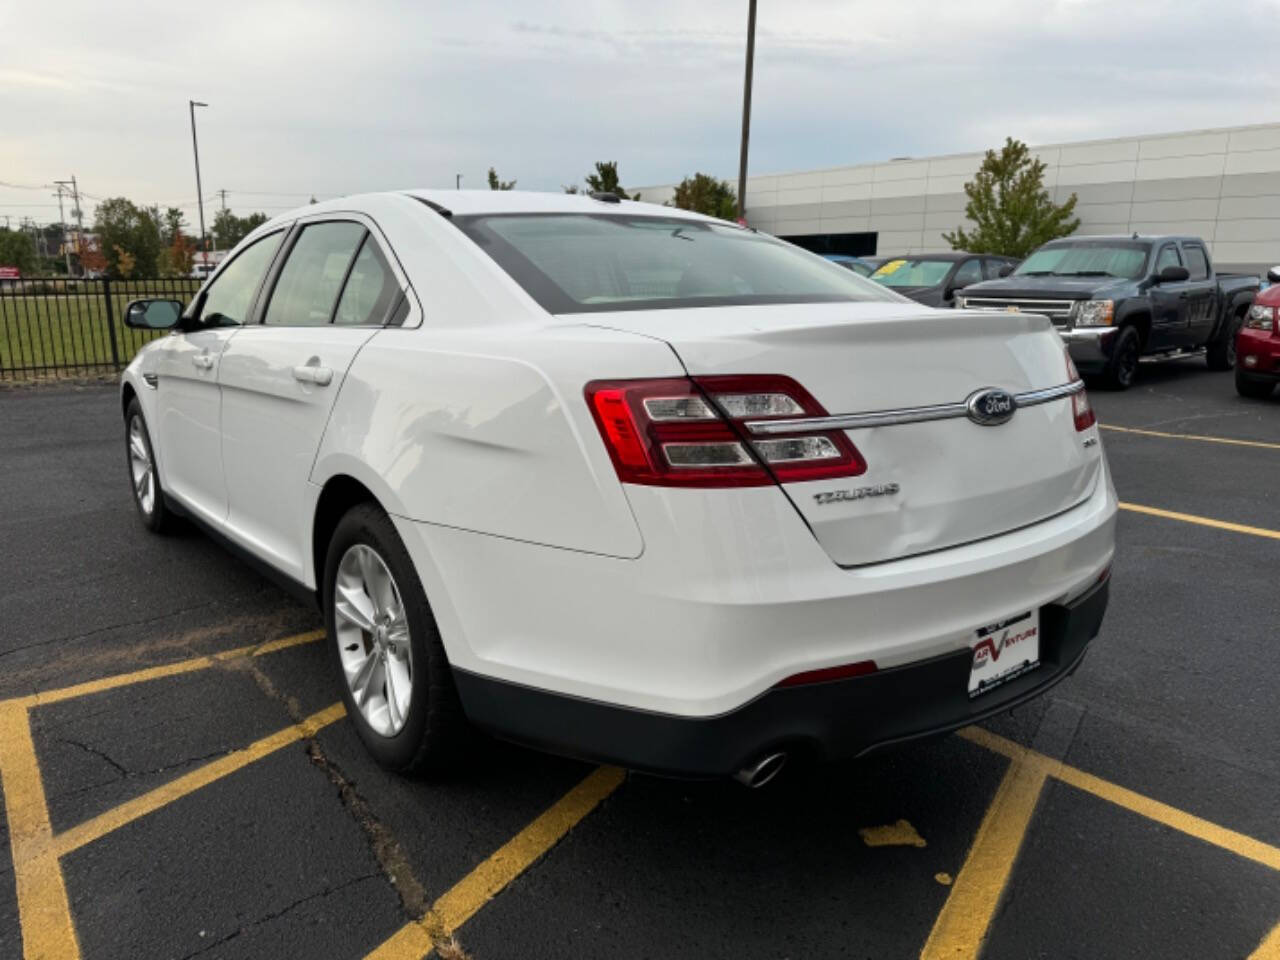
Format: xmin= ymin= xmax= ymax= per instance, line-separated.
xmin=636 ymin=122 xmax=1280 ymax=273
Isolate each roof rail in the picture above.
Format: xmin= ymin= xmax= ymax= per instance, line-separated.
xmin=589 ymin=191 xmax=621 ymax=204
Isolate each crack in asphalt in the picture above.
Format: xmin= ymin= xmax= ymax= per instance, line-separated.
xmin=224 ymin=656 xmax=432 ymax=922
xmin=52 ymin=738 xmax=235 ymax=789
xmin=171 ymin=871 xmax=383 ymax=960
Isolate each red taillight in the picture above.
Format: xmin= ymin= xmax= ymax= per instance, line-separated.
xmin=776 ymin=660 xmax=878 ymax=687
xmin=1064 ymin=349 xmax=1096 ymax=432
xmin=584 ymin=375 xmax=867 ymax=488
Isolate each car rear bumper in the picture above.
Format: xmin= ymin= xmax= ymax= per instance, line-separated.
xmin=453 ymin=576 xmax=1109 ymax=777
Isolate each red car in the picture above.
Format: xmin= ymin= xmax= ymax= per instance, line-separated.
xmin=1237 ymin=269 xmax=1280 ymax=399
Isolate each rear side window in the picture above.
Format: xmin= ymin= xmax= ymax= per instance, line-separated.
xmin=199 ymin=231 xmax=283 ymax=327
xmin=454 ymin=213 xmax=897 ymax=314
xmin=982 ymin=258 xmax=1011 ymax=280
xmin=333 ymin=236 xmax=401 ymax=326
xmin=264 ymin=221 xmax=366 ymax=326
xmin=1182 ymin=244 xmax=1210 ymax=281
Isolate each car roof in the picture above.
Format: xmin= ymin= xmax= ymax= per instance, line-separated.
xmin=875 ymin=251 xmax=993 ymax=262
xmin=1042 ymin=234 xmax=1199 ymax=245
xmin=401 ymin=189 xmax=718 ymax=220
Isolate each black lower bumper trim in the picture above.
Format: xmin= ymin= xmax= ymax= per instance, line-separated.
xmin=454 ymin=577 xmax=1110 ymax=778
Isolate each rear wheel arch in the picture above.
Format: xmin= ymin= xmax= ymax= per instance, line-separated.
xmin=312 ymin=475 xmax=379 ymax=595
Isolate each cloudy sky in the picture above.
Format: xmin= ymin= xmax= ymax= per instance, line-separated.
xmin=2 ymin=0 xmax=1278 ymax=228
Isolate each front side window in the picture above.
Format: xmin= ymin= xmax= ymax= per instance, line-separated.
xmin=1014 ymin=242 xmax=1150 ymax=280
xmin=1155 ymin=245 xmax=1183 ymax=273
xmin=264 ymin=221 xmax=366 ymax=326
xmin=952 ymin=258 xmax=983 ymax=287
xmin=198 ymin=231 xmax=283 ymax=327
xmin=872 ymin=258 xmax=957 ymax=288
xmin=453 ymin=213 xmax=897 ymax=314
xmin=333 ymin=236 xmax=401 ymax=326
xmin=1182 ymin=244 xmax=1210 ymax=281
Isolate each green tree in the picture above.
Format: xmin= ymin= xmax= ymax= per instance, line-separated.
xmin=670 ymin=173 xmax=737 ymax=221
xmin=584 ymin=161 xmax=638 ymax=200
xmin=162 ymin=207 xmax=187 ymax=245
xmin=0 ymin=228 xmax=37 ymax=273
xmin=487 ymin=167 xmax=516 ymax=190
xmin=212 ymin=209 xmax=270 ymax=250
xmin=944 ymin=138 xmax=1080 ymax=258
xmin=94 ymin=197 xmax=163 ymax=277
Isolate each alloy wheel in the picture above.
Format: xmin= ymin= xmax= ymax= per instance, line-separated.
xmin=128 ymin=416 xmax=155 ymax=515
xmin=333 ymin=543 xmax=414 ymax=736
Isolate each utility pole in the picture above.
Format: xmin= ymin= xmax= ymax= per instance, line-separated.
xmin=53 ymin=183 xmax=72 ymax=275
xmin=218 ymin=188 xmax=228 ymax=212
xmin=736 ymin=0 xmax=758 ymax=226
xmin=56 ymin=177 xmax=84 ymax=275
xmin=189 ymin=100 xmax=209 ymax=264
xmin=456 ymin=174 xmax=462 ymax=190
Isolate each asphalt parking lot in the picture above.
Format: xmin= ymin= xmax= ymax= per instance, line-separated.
xmin=1 ymin=362 xmax=1278 ymax=960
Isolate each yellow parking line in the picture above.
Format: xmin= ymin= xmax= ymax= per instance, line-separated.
xmin=365 ymin=765 xmax=626 ymax=960
xmin=12 ymin=629 xmax=323 ymax=709
xmin=1100 ymin=424 xmax=1280 ymax=452
xmin=1119 ymin=502 xmax=1280 ymax=542
xmin=961 ymin=727 xmax=1280 ymax=872
xmin=0 ymin=701 xmax=81 ymax=960
xmin=53 ymin=702 xmax=345 ymax=857
xmin=1249 ymin=920 xmax=1280 ymax=958
xmin=920 ymin=754 xmax=1047 ymax=959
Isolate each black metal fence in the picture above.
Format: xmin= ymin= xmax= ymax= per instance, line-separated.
xmin=0 ymin=277 xmax=202 ymax=381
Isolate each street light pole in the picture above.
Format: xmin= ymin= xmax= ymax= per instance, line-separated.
xmin=736 ymin=0 xmax=758 ymax=226
xmin=189 ymin=100 xmax=209 ymax=264
xmin=456 ymin=174 xmax=462 ymax=190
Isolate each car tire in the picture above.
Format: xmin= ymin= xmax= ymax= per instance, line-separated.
xmin=323 ymin=502 xmax=464 ymax=773
xmin=1206 ymin=310 xmax=1243 ymax=371
xmin=125 ymin=398 xmax=175 ymax=534
xmin=1100 ymin=326 xmax=1141 ymax=390
xmin=1235 ymin=370 xmax=1276 ymax=400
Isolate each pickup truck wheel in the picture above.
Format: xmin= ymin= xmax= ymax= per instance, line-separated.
xmin=1206 ymin=310 xmax=1243 ymax=371
xmin=323 ymin=502 xmax=464 ymax=774
xmin=1235 ymin=371 xmax=1276 ymax=399
xmin=1100 ymin=326 xmax=1140 ymax=390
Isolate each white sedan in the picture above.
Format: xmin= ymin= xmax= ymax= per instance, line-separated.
xmin=120 ymin=190 xmax=1116 ymax=786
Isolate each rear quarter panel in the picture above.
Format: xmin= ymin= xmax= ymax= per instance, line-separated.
xmin=311 ymin=324 xmax=683 ymax=559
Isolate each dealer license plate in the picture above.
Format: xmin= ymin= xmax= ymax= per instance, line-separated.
xmin=968 ymin=610 xmax=1040 ymax=698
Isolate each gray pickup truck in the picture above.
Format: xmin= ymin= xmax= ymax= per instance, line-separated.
xmin=955 ymin=235 xmax=1259 ymax=389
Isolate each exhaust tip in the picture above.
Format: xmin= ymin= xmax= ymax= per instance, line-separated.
xmin=734 ymin=751 xmax=788 ymax=789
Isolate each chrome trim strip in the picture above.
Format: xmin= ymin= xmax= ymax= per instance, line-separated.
xmin=745 ymin=380 xmax=1084 ymax=435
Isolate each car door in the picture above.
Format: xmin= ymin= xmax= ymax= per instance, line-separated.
xmin=1179 ymin=242 xmax=1217 ymax=346
xmin=151 ymin=230 xmax=285 ymax=525
xmin=216 ymin=215 xmax=407 ymax=581
xmin=1148 ymin=242 xmax=1187 ymax=351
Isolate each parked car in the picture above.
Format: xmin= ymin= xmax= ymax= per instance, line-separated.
xmin=870 ymin=253 xmax=1018 ymax=307
xmin=119 ymin=191 xmax=1115 ymax=785
xmin=957 ymin=236 xmax=1259 ymax=389
xmin=821 ymin=253 xmax=876 ymax=276
xmin=1236 ymin=266 xmax=1280 ymax=399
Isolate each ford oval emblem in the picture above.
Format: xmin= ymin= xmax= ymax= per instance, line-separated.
xmin=966 ymin=388 xmax=1017 ymax=426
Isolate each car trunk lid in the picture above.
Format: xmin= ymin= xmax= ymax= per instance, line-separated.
xmin=581 ymin=301 xmax=1101 ymax=566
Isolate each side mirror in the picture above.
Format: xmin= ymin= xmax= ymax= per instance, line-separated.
xmin=124 ymin=298 xmax=184 ymax=330
xmin=1156 ymin=265 xmax=1190 ymax=283
xmin=998 ymin=264 xmax=1015 ymax=278
xmin=1267 ymin=266 xmax=1280 ymax=284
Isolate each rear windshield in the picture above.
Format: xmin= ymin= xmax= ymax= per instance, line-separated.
xmin=453 ymin=213 xmax=898 ymax=314
xmin=1014 ymin=242 xmax=1150 ymax=280
xmin=871 ymin=258 xmax=954 ymax=287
